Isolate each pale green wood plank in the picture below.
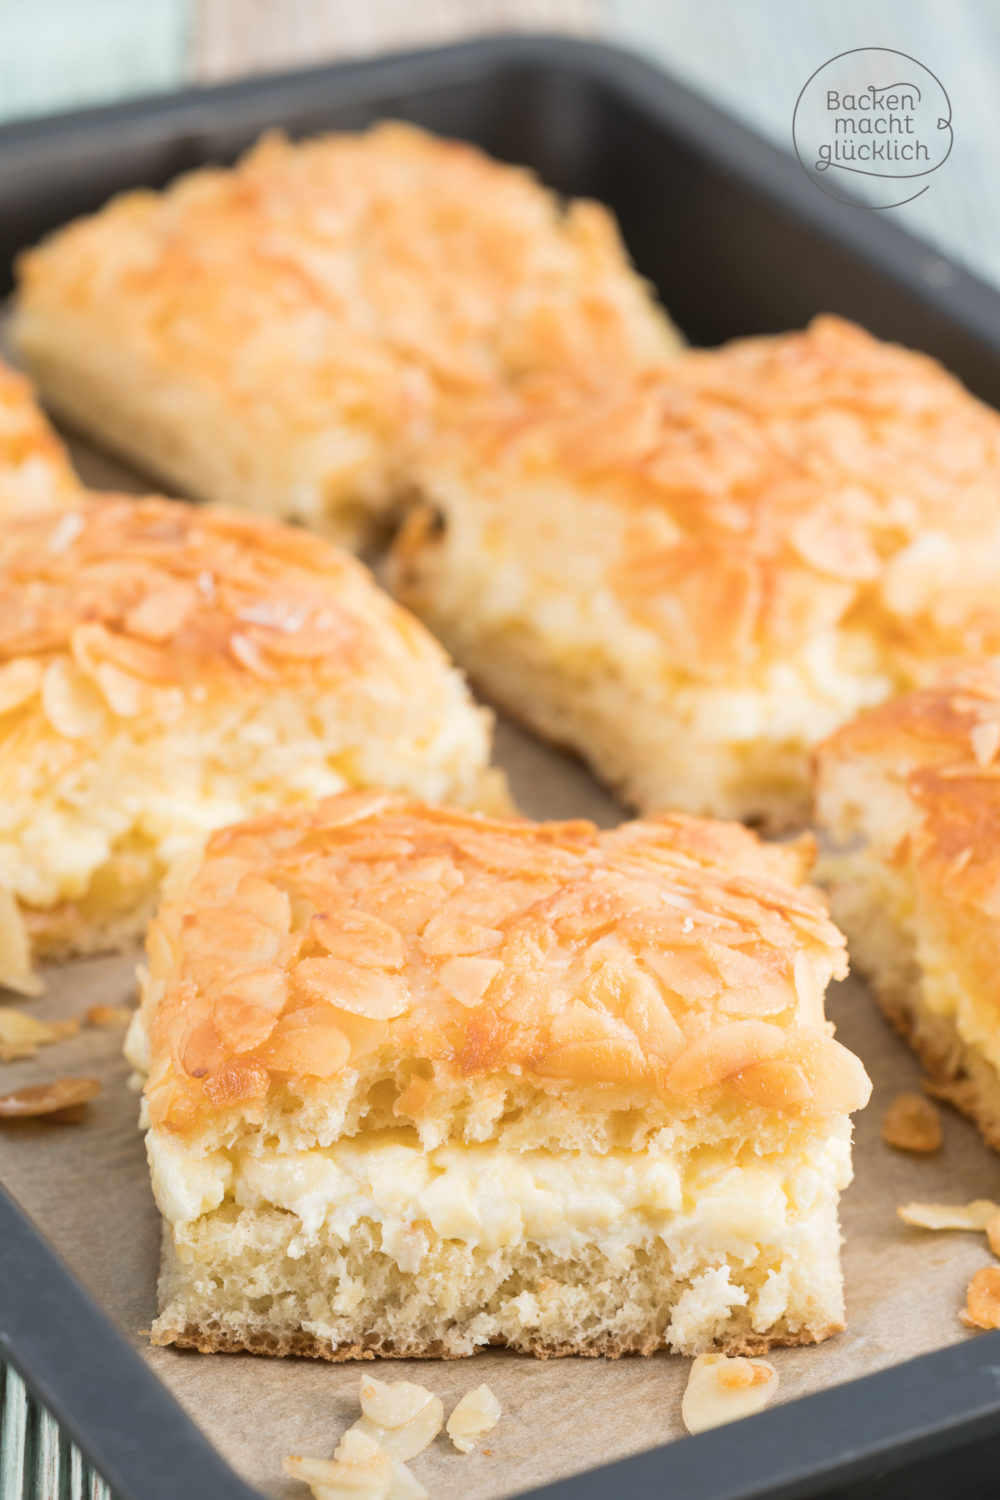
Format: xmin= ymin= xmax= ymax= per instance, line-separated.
xmin=610 ymin=0 xmax=1000 ymax=288
xmin=1 ymin=1366 xmax=28 ymax=1499
xmin=0 ymin=0 xmax=192 ymax=122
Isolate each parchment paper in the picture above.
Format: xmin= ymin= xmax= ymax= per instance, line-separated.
xmin=2 ymin=436 xmax=999 ymax=1499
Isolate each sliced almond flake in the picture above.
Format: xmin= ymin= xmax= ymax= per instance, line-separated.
xmin=0 ymin=1007 xmax=79 ymax=1061
xmin=970 ymin=720 xmax=1000 ymax=767
xmin=987 ymin=1212 xmax=1000 ymax=1260
xmin=45 ymin=510 xmax=85 ymax=555
xmin=898 ymin=1200 xmax=1000 ymax=1231
xmin=881 ymin=1093 xmax=942 ymax=1153
xmin=0 ymin=1076 xmax=100 ymax=1119
xmin=0 ymin=658 xmax=42 ymax=716
xmin=283 ymin=1428 xmax=429 ymax=1499
xmin=351 ymin=1375 xmax=443 ymax=1460
xmin=85 ymin=1004 xmax=134 ymax=1028
xmin=681 ymin=1353 xmax=778 ymax=1435
xmin=229 ymin=631 xmax=279 ymax=680
xmin=0 ymin=887 xmax=41 ymax=997
xmin=446 ymin=1384 xmax=501 ymax=1453
xmin=41 ymin=656 xmax=107 ymax=739
xmin=962 ymin=1266 xmax=1000 ymax=1330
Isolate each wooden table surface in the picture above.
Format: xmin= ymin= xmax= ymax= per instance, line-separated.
xmin=1 ymin=3 xmax=998 ymax=1497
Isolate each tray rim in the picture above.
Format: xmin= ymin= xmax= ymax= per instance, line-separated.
xmin=4 ymin=28 xmax=1000 ymax=1500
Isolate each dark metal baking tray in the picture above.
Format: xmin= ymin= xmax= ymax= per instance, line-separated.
xmin=3 ymin=31 xmax=1000 ymax=1500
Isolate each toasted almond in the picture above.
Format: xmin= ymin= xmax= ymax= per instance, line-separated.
xmin=0 ymin=658 xmax=42 ymax=716
xmin=446 ymin=1384 xmax=501 ymax=1453
xmin=41 ymin=656 xmax=106 ymax=738
xmin=353 ymin=1375 xmax=443 ymax=1460
xmin=970 ymin=720 xmax=1000 ymax=767
xmin=295 ymin=959 xmax=409 ymax=1020
xmin=285 ymin=1438 xmax=397 ymax=1499
xmin=898 ymin=1200 xmax=1000 ymax=1232
xmin=667 ymin=1021 xmax=786 ymax=1094
xmin=0 ymin=1007 xmax=79 ymax=1061
xmin=85 ymin=1004 xmax=134 ymax=1028
xmin=200 ymin=1058 xmax=270 ymax=1105
xmin=0 ymin=886 xmax=41 ymax=997
xmin=882 ymin=1092 xmax=943 ymax=1153
xmin=124 ymin=581 xmax=197 ymax=642
xmin=963 ymin=1266 xmax=1000 ymax=1330
xmin=681 ymin=1353 xmax=778 ymax=1435
xmin=311 ymin=909 xmax=407 ymax=971
xmin=254 ymin=1010 xmax=350 ymax=1077
xmin=987 ymin=1212 xmax=1000 ymax=1259
xmin=436 ymin=956 xmax=503 ymax=1008
xmin=286 ymin=1428 xmax=426 ymax=1499
xmin=0 ymin=1076 xmax=100 ymax=1119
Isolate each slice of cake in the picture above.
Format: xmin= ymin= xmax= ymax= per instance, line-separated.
xmin=815 ymin=660 xmax=1000 ymax=1150
xmin=11 ymin=123 xmax=679 ymax=549
xmin=128 ymin=791 xmax=870 ymax=1359
xmin=0 ymin=357 xmax=79 ymax=514
xmin=389 ymin=315 xmax=1000 ymax=828
xmin=0 ymin=499 xmax=506 ymax=994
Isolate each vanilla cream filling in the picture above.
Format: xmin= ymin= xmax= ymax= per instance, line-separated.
xmin=150 ymin=1127 xmax=851 ymax=1269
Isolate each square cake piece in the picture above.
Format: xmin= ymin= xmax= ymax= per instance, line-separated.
xmin=815 ymin=661 xmax=1000 ymax=1151
xmin=0 ymin=357 xmax=79 ymax=514
xmin=0 ymin=498 xmax=505 ymax=994
xmin=11 ymin=123 xmax=679 ymax=549
xmin=129 ymin=791 xmax=870 ymax=1359
xmin=389 ymin=316 xmax=1000 ymax=828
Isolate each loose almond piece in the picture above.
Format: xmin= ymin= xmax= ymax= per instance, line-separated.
xmin=0 ymin=886 xmax=40 ymax=997
xmin=0 ymin=1076 xmax=100 ymax=1119
xmin=882 ymin=1093 xmax=942 ymax=1153
xmin=351 ymin=1375 xmax=443 ymax=1461
xmin=962 ymin=1267 xmax=1000 ymax=1330
xmin=85 ymin=1004 xmax=134 ymax=1028
xmin=987 ymin=1212 xmax=1000 ymax=1259
xmin=447 ymin=1384 xmax=501 ymax=1453
xmin=898 ymin=1201 xmax=1000 ymax=1232
xmin=681 ymin=1353 xmax=778 ymax=1435
xmin=0 ymin=1007 xmax=79 ymax=1062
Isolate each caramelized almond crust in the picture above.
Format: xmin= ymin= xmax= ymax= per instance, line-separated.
xmin=138 ymin=790 xmax=869 ymax=1138
xmin=0 ymin=358 xmax=79 ymax=513
xmin=0 ymin=495 xmax=493 ymax=702
xmin=394 ymin=316 xmax=1000 ymax=682
xmin=0 ymin=498 xmax=505 ymax=989
xmin=12 ymin=123 xmax=679 ymax=541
